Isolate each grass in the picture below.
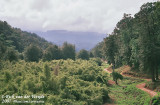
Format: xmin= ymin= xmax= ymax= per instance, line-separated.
xmin=108 ymin=77 xmax=151 ymax=105
xmin=102 ymin=63 xmax=151 ymax=105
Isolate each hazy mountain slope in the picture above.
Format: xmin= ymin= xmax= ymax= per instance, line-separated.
xmin=34 ymin=30 xmax=107 ymax=51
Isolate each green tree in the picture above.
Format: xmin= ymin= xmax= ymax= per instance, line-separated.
xmin=61 ymin=42 xmax=75 ymax=60
xmin=44 ymin=64 xmax=51 ymax=80
xmin=111 ymin=72 xmax=123 ymax=85
xmin=135 ymin=2 xmax=160 ymax=82
xmin=24 ymin=44 xmax=42 ymax=62
xmin=102 ymin=2 xmax=160 ymax=82
xmin=4 ymin=48 xmax=18 ymax=62
xmin=91 ymin=42 xmax=104 ymax=58
xmin=77 ymin=49 xmax=89 ymax=60
xmin=103 ymin=35 xmax=117 ymax=68
xmin=5 ymin=71 xmax=12 ymax=83
xmin=89 ymin=52 xmax=94 ymax=58
xmin=43 ymin=45 xmax=61 ymax=61
xmin=0 ymin=42 xmax=6 ymax=59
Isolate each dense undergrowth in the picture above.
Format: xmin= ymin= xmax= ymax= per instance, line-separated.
xmin=145 ymin=81 xmax=160 ymax=92
xmin=0 ymin=59 xmax=109 ymax=105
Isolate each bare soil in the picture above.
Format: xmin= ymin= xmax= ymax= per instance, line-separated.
xmin=136 ymin=83 xmax=157 ymax=97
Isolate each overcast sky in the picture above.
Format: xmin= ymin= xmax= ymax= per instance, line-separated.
xmin=0 ymin=0 xmax=155 ymax=34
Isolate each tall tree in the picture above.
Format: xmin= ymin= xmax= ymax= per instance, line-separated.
xmin=77 ymin=49 xmax=89 ymax=60
xmin=43 ymin=45 xmax=61 ymax=61
xmin=61 ymin=42 xmax=75 ymax=60
xmin=102 ymin=2 xmax=160 ymax=82
xmin=24 ymin=44 xmax=43 ymax=62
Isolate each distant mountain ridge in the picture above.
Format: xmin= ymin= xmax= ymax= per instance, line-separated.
xmin=34 ymin=30 xmax=107 ymax=51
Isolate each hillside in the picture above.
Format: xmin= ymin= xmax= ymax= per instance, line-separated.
xmin=0 ymin=21 xmax=51 ymax=53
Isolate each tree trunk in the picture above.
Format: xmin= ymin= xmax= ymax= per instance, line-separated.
xmin=152 ymin=67 xmax=156 ymax=82
xmin=155 ymin=65 xmax=159 ymax=80
xmin=112 ymin=63 xmax=115 ymax=72
xmin=115 ymin=79 xmax=118 ymax=85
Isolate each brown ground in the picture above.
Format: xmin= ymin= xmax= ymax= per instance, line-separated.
xmin=136 ymin=83 xmax=157 ymax=97
xmin=104 ymin=68 xmax=112 ymax=74
xmin=108 ymin=80 xmax=116 ymax=85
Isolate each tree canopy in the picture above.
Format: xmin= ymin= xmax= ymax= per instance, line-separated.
xmin=103 ymin=2 xmax=160 ymax=82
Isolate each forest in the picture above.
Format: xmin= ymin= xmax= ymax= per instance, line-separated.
xmin=102 ymin=2 xmax=160 ymax=82
xmin=0 ymin=1 xmax=160 ymax=105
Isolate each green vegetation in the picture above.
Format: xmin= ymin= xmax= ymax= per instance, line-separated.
xmin=0 ymin=20 xmax=79 ymax=62
xmin=1 ymin=1 xmax=160 ymax=105
xmin=109 ymin=83 xmax=151 ymax=105
xmin=101 ymin=2 xmax=160 ymax=82
xmin=100 ymin=63 xmax=153 ymax=105
xmin=145 ymin=81 xmax=160 ymax=91
xmin=24 ymin=44 xmax=43 ymax=62
xmin=61 ymin=42 xmax=76 ymax=60
xmin=0 ymin=59 xmax=109 ymax=105
xmin=111 ymin=72 xmax=123 ymax=84
xmin=151 ymin=94 xmax=160 ymax=105
xmin=43 ymin=45 xmax=61 ymax=61
xmin=77 ymin=49 xmax=89 ymax=60
xmin=91 ymin=42 xmax=104 ymax=58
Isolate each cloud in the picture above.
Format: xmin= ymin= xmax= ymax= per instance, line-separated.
xmin=0 ymin=0 xmax=154 ymax=33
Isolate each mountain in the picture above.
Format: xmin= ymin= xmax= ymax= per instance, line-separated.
xmin=34 ymin=30 xmax=107 ymax=51
xmin=0 ymin=20 xmax=51 ymax=52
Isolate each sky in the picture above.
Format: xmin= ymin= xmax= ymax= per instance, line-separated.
xmin=0 ymin=0 xmax=155 ymax=34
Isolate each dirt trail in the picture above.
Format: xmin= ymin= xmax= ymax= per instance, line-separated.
xmin=136 ymin=83 xmax=157 ymax=97
xmin=104 ymin=67 xmax=158 ymax=97
xmin=104 ymin=68 xmax=112 ymax=74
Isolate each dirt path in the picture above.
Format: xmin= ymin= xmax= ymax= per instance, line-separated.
xmin=104 ymin=67 xmax=158 ymax=97
xmin=136 ymin=83 xmax=157 ymax=97
xmin=104 ymin=68 xmax=112 ymax=74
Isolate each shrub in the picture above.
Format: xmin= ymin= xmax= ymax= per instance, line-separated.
xmin=151 ymin=95 xmax=160 ymax=105
xmin=43 ymin=64 xmax=51 ymax=80
xmin=111 ymin=72 xmax=123 ymax=84
xmin=5 ymin=71 xmax=12 ymax=83
xmin=91 ymin=58 xmax=103 ymax=66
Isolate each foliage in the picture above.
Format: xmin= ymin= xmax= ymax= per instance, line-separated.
xmin=111 ymin=72 xmax=123 ymax=84
xmin=43 ymin=45 xmax=61 ymax=61
xmin=24 ymin=44 xmax=43 ymax=62
xmin=61 ymin=42 xmax=76 ymax=60
xmin=0 ymin=21 xmax=51 ymax=53
xmin=108 ymin=76 xmax=151 ymax=105
xmin=103 ymin=2 xmax=160 ymax=82
xmin=151 ymin=94 xmax=160 ymax=105
xmin=91 ymin=42 xmax=104 ymax=58
xmin=77 ymin=49 xmax=89 ymax=60
xmin=4 ymin=71 xmax=12 ymax=83
xmin=0 ymin=59 xmax=109 ymax=105
xmin=4 ymin=48 xmax=18 ymax=62
xmin=91 ymin=58 xmax=103 ymax=66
